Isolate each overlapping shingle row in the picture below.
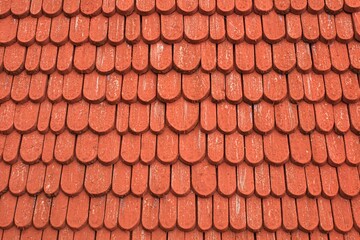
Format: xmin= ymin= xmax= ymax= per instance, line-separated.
xmin=0 ymin=72 xmax=359 ymax=169
xmin=0 ymin=0 xmax=359 ymax=17
xmin=1 ymin=188 xmax=360 ymax=232
xmin=1 ymin=154 xmax=359 ymax=198
xmin=0 ymin=0 xmax=359 ymax=239
xmin=1 ymin=70 xmax=359 ymax=104
xmin=1 ymin=5 xmax=360 ymax=75
xmin=1 ymin=227 xmax=358 ymax=240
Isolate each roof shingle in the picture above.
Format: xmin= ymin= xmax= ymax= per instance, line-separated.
xmin=0 ymin=1 xmax=359 ymax=239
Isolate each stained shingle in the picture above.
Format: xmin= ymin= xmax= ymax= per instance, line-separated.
xmin=0 ymin=2 xmax=359 ymax=238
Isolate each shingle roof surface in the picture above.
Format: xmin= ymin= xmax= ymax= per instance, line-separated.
xmin=0 ymin=0 xmax=359 ymax=239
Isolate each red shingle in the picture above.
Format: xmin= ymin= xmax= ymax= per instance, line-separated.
xmin=344 ymin=131 xmax=360 ymax=165
xmin=237 ymin=162 xmax=255 ymax=197
xmin=226 ymin=14 xmax=244 ymax=43
xmin=33 ymin=193 xmax=51 ymax=229
xmin=207 ymin=131 xmax=224 ymax=165
xmin=319 ymin=12 xmax=337 ymax=43
xmin=177 ymin=0 xmax=198 ymax=15
xmin=43 ymin=161 xmax=61 ymax=195
xmin=74 ymin=42 xmax=96 ymax=73
xmin=229 ymin=194 xmax=246 ymax=231
xmin=161 ymin=12 xmax=183 ymax=43
xmin=36 ymin=16 xmax=51 ymax=44
xmin=246 ymin=196 xmax=262 ymax=231
xmin=67 ymin=190 xmax=89 ymax=229
xmin=17 ymin=17 xmax=37 ymax=46
xmin=132 ymin=40 xmax=149 ymax=74
xmin=286 ymin=13 xmax=302 ymax=42
xmin=217 ymin=163 xmax=236 ymax=196
xmin=335 ymin=12 xmax=354 ymax=43
xmin=157 ymin=127 xmax=178 ymax=164
xmin=9 ymin=161 xmax=29 ymax=196
xmin=0 ymin=17 xmax=18 ymax=46
xmin=243 ymin=73 xmax=262 ymax=103
xmin=326 ymin=132 xmax=346 ymax=165
xmin=225 ymin=132 xmax=245 ymax=165
xmin=179 ymin=127 xmax=206 ymax=164
xmin=173 ymin=41 xmax=201 ymax=73
xmin=15 ymin=101 xmax=40 ymax=133
xmin=254 ymin=162 xmax=271 ymax=197
xmin=320 ymin=164 xmax=339 ymax=198
xmin=285 ymin=162 xmax=306 ymax=197
xmin=325 ymin=0 xmax=344 ymax=14
xmin=0 ymin=101 xmax=15 ymax=134
xmin=255 ymin=41 xmax=272 ymax=74
xmin=85 ymin=162 xmax=112 ymax=196
xmin=42 ymin=0 xmax=62 ymax=17
xmin=20 ymin=131 xmax=44 ymax=164
xmin=167 ymin=97 xmax=198 ymax=133
xmin=112 ymin=161 xmax=130 ymax=196
xmin=0 ymin=192 xmax=16 ymax=228
xmin=270 ymin=165 xmax=286 ymax=197
xmin=337 ymin=164 xmax=360 ymax=198
xmin=131 ymin=162 xmax=149 ymax=196
xmin=40 ymin=126 xmax=55 ymax=158
xmin=191 ymin=162 xmax=214 ymax=197
xmin=76 ymin=131 xmax=98 ymax=164
xmin=226 ymin=71 xmax=243 ymax=103
xmin=177 ymin=192 xmax=196 ymax=230
xmin=105 ymin=73 xmax=122 ymax=104
xmin=235 ymin=42 xmax=255 ymax=73
xmin=69 ymin=15 xmax=89 ymax=45
xmin=254 ymin=101 xmax=274 ymax=134
xmin=318 ymin=197 xmax=334 ymax=232
xmin=140 ymin=131 xmax=156 ymax=164
xmin=308 ymin=0 xmax=325 ymax=13
xmin=218 ymin=101 xmax=237 ymax=133
xmin=282 ymin=195 xmax=298 ymax=231
xmin=217 ymin=41 xmax=234 ymax=73
xmin=301 ymin=12 xmax=320 ymax=43
xmin=349 ymin=102 xmax=360 ymax=133
xmin=14 ymin=194 xmax=35 ymax=228
xmin=0 ymin=0 xmax=11 ymax=18
xmin=121 ymin=133 xmax=140 ymax=164
xmin=332 ymin=196 xmax=354 ymax=233
xmin=50 ymin=14 xmax=69 ymax=45
xmin=29 ymin=73 xmax=47 ymax=102
xmin=60 ymin=160 xmax=84 ymax=195
xmin=297 ymin=197 xmax=319 ymax=231
xmin=96 ymin=44 xmax=115 ymax=74
xmin=201 ymin=41 xmax=217 ymax=73
xmin=289 ymin=130 xmax=311 ymax=165
xmin=149 ymin=161 xmax=169 ymax=196
xmin=0 ymin=161 xmax=10 ymax=194
xmin=352 ymin=195 xmax=360 ymax=231
xmin=305 ymin=164 xmax=322 ymax=197
xmin=340 ymin=71 xmax=360 ymax=103
xmin=263 ymin=197 xmax=281 ymax=231
xmin=184 ymin=13 xmax=209 ymax=43
xmin=156 ymin=0 xmax=175 ymax=14
xmin=57 ymin=43 xmax=74 ymax=74
xmin=116 ymin=0 xmax=134 ymax=15
xmin=114 ymin=43 xmax=132 ymax=74
xmin=183 ymin=70 xmax=210 ymax=101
